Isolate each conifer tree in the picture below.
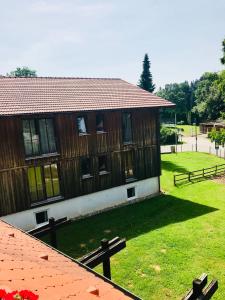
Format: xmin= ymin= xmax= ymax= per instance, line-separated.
xmin=138 ymin=54 xmax=155 ymax=92
xmin=221 ymin=39 xmax=225 ymax=65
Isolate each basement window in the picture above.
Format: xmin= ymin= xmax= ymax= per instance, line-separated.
xmin=127 ymin=187 xmax=136 ymax=199
xmin=35 ymin=210 xmax=48 ymax=225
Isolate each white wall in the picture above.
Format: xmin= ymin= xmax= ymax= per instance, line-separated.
xmin=1 ymin=177 xmax=159 ymax=231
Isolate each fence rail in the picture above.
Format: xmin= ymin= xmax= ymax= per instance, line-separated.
xmin=174 ymin=163 xmax=225 ymax=186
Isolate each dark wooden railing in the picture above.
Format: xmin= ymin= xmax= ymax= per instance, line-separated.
xmin=182 ymin=273 xmax=218 ymax=300
xmin=28 ymin=217 xmax=71 ymax=249
xmin=174 ymin=163 xmax=225 ymax=186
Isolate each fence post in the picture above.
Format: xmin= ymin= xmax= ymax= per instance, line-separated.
xmin=174 ymin=175 xmax=176 ymax=186
xmin=101 ymin=239 xmax=111 ymax=280
xmin=215 ymin=165 xmax=218 ymax=176
xmin=49 ymin=217 xmax=57 ymax=249
xmin=203 ymin=168 xmax=205 ymax=177
xmin=188 ymin=172 xmax=191 ymax=182
xmin=192 ymin=279 xmax=203 ymax=298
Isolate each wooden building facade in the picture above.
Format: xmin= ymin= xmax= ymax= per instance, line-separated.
xmin=0 ymin=77 xmax=174 ymax=229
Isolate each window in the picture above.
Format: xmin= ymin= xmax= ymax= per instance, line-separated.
xmin=122 ymin=112 xmax=132 ymax=144
xmin=124 ymin=151 xmax=135 ymax=181
xmin=23 ymin=118 xmax=57 ymax=157
xmin=35 ymin=211 xmax=48 ymax=224
xmin=77 ymin=116 xmax=87 ymax=134
xmin=81 ymin=157 xmax=91 ymax=178
xmin=28 ymin=163 xmax=60 ymax=203
xmin=96 ymin=114 xmax=105 ymax=132
xmin=98 ymin=155 xmax=108 ymax=174
xmin=127 ymin=187 xmax=136 ymax=199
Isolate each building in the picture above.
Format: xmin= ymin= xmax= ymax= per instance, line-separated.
xmin=199 ymin=121 xmax=225 ymax=134
xmin=0 ymin=219 xmax=139 ymax=299
xmin=0 ymin=77 xmax=174 ymax=230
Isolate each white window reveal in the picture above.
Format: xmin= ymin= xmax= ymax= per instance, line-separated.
xmin=127 ymin=187 xmax=136 ymax=200
xmin=35 ymin=210 xmax=48 ymax=225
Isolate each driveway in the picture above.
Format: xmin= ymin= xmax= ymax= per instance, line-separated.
xmin=161 ymin=133 xmax=225 ymax=159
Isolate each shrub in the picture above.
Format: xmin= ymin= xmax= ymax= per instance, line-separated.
xmin=160 ymin=126 xmax=176 ymax=145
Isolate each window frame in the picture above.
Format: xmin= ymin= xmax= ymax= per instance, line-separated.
xmin=27 ymin=163 xmax=61 ymax=204
xmin=122 ymin=112 xmax=133 ymax=145
xmin=98 ymin=154 xmax=110 ymax=175
xmin=22 ymin=117 xmax=58 ymax=159
xmin=77 ymin=115 xmax=88 ymax=135
xmin=123 ymin=150 xmax=136 ymax=182
xmin=80 ymin=157 xmax=93 ymax=179
xmin=96 ymin=113 xmax=106 ymax=133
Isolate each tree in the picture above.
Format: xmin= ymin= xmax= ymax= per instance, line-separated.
xmin=8 ymin=67 xmax=37 ymax=77
xmin=138 ymin=54 xmax=155 ymax=92
xmin=221 ymin=39 xmax=225 ymax=65
xmin=156 ymin=81 xmax=194 ymax=124
xmin=192 ymin=72 xmax=225 ymax=121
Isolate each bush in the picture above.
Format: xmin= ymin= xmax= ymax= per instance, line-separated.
xmin=160 ymin=126 xmax=176 ymax=145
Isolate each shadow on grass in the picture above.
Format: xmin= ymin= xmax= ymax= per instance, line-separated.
xmin=162 ymin=160 xmax=189 ymax=173
xmin=43 ymin=194 xmax=218 ymax=259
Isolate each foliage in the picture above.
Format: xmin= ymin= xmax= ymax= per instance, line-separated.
xmin=192 ymin=71 xmax=225 ymax=121
xmin=221 ymin=38 xmax=225 ymax=65
xmin=8 ymin=67 xmax=37 ymax=77
xmin=160 ymin=126 xmax=176 ymax=145
xmin=157 ymin=81 xmax=196 ymax=124
xmin=208 ymin=128 xmax=225 ymax=146
xmin=138 ymin=54 xmax=155 ymax=92
xmin=44 ymin=153 xmax=225 ymax=299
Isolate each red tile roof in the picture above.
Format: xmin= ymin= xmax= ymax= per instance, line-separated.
xmin=0 ymin=220 xmax=135 ymax=299
xmin=0 ymin=77 xmax=174 ymax=116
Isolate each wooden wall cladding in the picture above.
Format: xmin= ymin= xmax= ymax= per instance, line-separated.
xmin=0 ymin=108 xmax=161 ymax=216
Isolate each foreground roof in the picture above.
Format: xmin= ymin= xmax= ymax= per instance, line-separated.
xmin=0 ymin=77 xmax=174 ymax=116
xmin=0 ymin=220 xmax=135 ymax=299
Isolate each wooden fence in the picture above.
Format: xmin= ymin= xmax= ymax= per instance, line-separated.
xmin=182 ymin=273 xmax=218 ymax=300
xmin=174 ymin=163 xmax=225 ymax=186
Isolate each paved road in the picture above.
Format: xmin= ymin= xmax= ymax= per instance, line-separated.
xmin=161 ymin=134 xmax=225 ymax=159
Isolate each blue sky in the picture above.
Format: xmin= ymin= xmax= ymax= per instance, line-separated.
xmin=1 ymin=0 xmax=224 ymax=89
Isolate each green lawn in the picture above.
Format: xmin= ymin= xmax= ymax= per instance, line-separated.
xmin=177 ymin=125 xmax=199 ymax=136
xmin=44 ymin=152 xmax=225 ymax=299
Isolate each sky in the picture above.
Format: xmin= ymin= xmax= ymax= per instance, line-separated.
xmin=0 ymin=0 xmax=224 ymax=89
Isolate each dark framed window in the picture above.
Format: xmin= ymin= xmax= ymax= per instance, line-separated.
xmin=23 ymin=118 xmax=57 ymax=157
xmin=96 ymin=114 xmax=105 ymax=132
xmin=81 ymin=157 xmax=91 ymax=178
xmin=77 ymin=116 xmax=87 ymax=134
xmin=124 ymin=150 xmax=135 ymax=181
xmin=35 ymin=211 xmax=48 ymax=224
xmin=122 ymin=112 xmax=132 ymax=144
xmin=127 ymin=187 xmax=135 ymax=199
xmin=98 ymin=155 xmax=108 ymax=174
xmin=28 ymin=163 xmax=60 ymax=203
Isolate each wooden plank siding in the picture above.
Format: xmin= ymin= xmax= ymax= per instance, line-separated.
xmin=0 ymin=108 xmax=161 ymax=216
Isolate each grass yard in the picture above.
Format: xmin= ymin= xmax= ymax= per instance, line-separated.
xmin=43 ymin=152 xmax=225 ymax=299
xmin=177 ymin=125 xmax=199 ymax=136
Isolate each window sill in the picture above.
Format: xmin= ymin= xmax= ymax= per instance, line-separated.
xmin=79 ymin=133 xmax=90 ymax=136
xmin=31 ymin=195 xmax=63 ymax=208
xmin=125 ymin=177 xmax=137 ymax=183
xmin=82 ymin=174 xmax=93 ymax=180
xmin=25 ymin=152 xmax=59 ymax=161
xmin=123 ymin=142 xmax=134 ymax=146
xmin=99 ymin=171 xmax=110 ymax=176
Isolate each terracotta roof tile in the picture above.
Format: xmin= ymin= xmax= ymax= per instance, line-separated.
xmin=0 ymin=220 xmax=134 ymax=299
xmin=0 ymin=77 xmax=174 ymax=116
